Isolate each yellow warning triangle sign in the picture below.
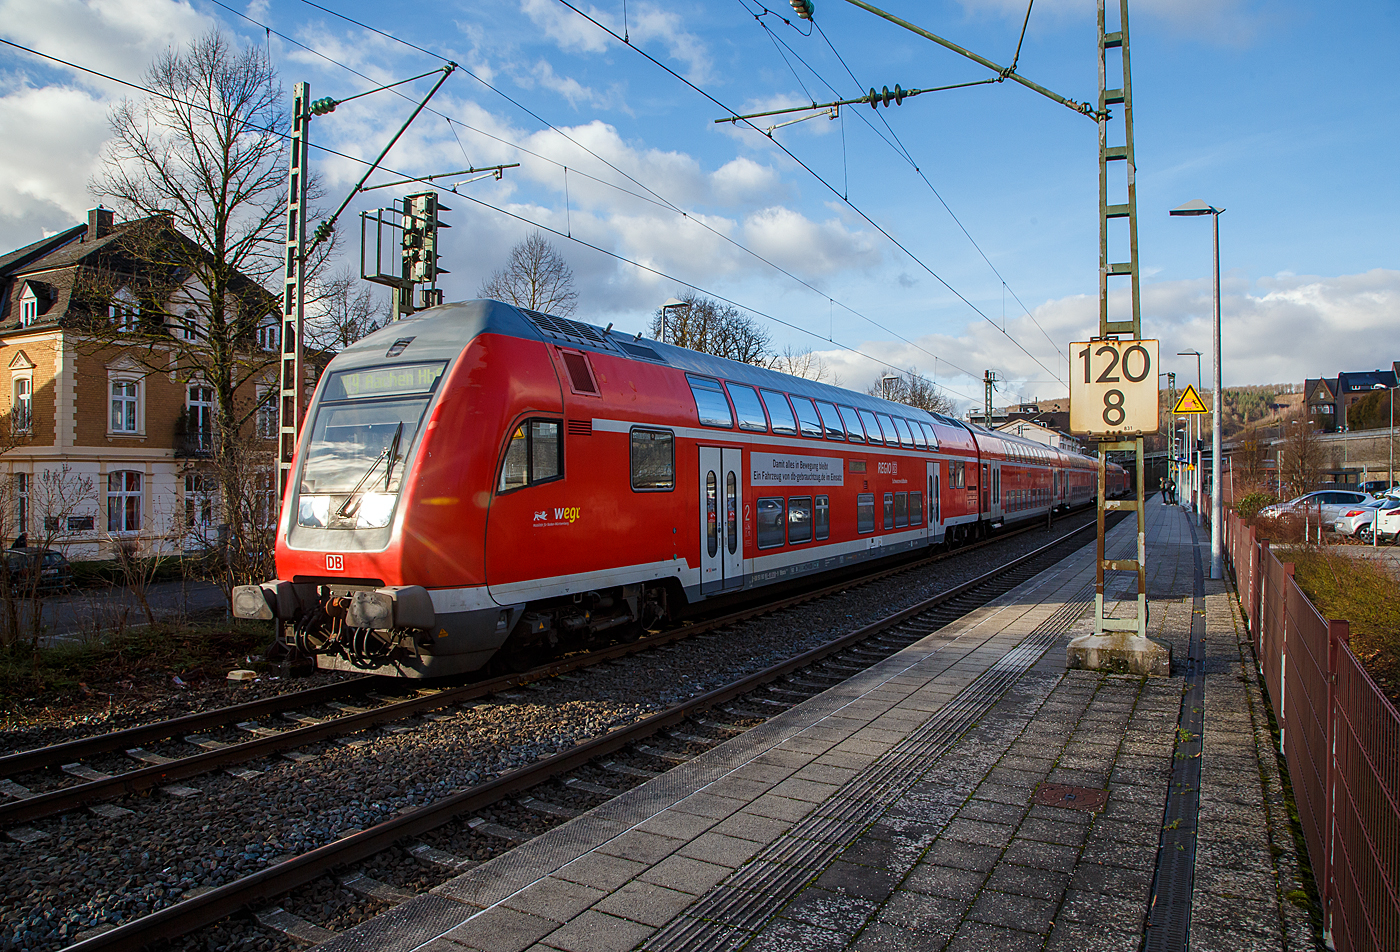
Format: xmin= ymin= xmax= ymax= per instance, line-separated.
xmin=1173 ymin=385 xmax=1208 ymax=414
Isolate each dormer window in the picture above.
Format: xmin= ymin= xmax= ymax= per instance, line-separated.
xmin=19 ymin=285 xmax=38 ymax=327
xmin=182 ymin=309 xmax=198 ymax=341
xmin=108 ymin=289 xmax=139 ymax=333
xmin=256 ymin=318 xmax=279 ymax=352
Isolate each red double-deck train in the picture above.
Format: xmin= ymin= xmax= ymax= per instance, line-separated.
xmin=234 ymin=300 xmax=1128 ymax=677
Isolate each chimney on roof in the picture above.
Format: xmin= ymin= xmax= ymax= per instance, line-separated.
xmin=87 ymin=206 xmax=114 ymax=241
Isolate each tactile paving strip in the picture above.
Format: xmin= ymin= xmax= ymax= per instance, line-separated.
xmin=644 ymin=583 xmax=1094 ymax=952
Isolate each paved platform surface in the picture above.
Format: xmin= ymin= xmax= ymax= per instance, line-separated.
xmin=313 ymin=498 xmax=1317 ymax=952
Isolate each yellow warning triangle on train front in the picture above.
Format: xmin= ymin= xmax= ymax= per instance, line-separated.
xmin=1173 ymin=385 xmax=1208 ymax=414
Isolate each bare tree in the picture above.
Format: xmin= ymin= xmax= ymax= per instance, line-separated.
xmin=307 ymin=270 xmax=387 ymax=352
xmin=1236 ymin=426 xmax=1268 ymax=482
xmin=649 ymin=291 xmax=771 ymax=365
xmin=90 ymin=29 xmax=331 ymax=592
xmin=769 ymin=347 xmax=835 ymax=384
xmin=479 ymin=232 xmax=578 ymax=316
xmin=1279 ymin=414 xmax=1327 ymax=497
xmin=867 ymin=367 xmax=955 ymax=415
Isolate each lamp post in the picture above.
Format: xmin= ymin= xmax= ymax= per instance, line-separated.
xmin=1171 ymin=199 xmax=1226 ymax=579
xmin=1178 ymin=349 xmax=1203 ymax=527
xmin=660 ymin=297 xmax=688 ymax=345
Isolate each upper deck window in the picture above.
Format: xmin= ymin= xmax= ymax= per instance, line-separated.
xmin=790 ymin=395 xmax=824 ymax=438
xmin=858 ymin=410 xmax=883 ymax=445
xmin=815 ymin=401 xmax=845 ymax=439
xmin=687 ymin=375 xmax=733 ymax=428
xmin=760 ymin=390 xmax=798 ymax=436
xmin=919 ymin=421 xmax=939 ymax=450
xmin=838 ymin=406 xmax=865 ymax=442
xmin=726 ymin=383 xmax=768 ymax=432
xmin=893 ymin=417 xmax=916 ymax=447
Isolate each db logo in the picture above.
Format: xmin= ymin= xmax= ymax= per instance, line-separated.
xmin=325 ymin=554 xmax=344 ymax=571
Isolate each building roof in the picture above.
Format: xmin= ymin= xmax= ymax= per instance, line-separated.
xmin=1336 ymin=369 xmax=1398 ymax=393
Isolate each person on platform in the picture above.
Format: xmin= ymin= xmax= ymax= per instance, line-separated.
xmin=1162 ymin=477 xmax=1175 ymax=506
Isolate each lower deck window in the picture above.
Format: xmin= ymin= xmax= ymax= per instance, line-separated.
xmin=757 ymin=496 xmax=785 ymax=549
xmin=894 ymin=492 xmax=908 ymax=528
xmin=857 ymin=493 xmax=874 ymax=534
xmin=815 ymin=495 xmax=830 ymax=540
xmin=883 ymin=492 xmax=894 ymax=530
xmin=630 ymin=428 xmax=674 ymax=490
xmin=788 ymin=496 xmax=812 ymax=544
xmin=910 ymin=491 xmax=923 ymax=526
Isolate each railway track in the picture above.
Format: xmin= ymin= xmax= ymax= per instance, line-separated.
xmin=0 ymin=508 xmax=1101 ymax=829
xmin=53 ymin=509 xmax=1121 ymax=952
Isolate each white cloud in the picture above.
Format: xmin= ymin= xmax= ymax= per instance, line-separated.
xmin=516 ymin=60 xmax=606 ymax=109
xmin=518 ymin=0 xmax=712 ymax=82
xmin=0 ymin=84 xmax=113 ymax=249
xmin=0 ymin=0 xmax=212 ymax=86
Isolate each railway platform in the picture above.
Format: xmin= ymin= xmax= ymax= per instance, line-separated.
xmin=312 ymin=497 xmax=1315 ymax=952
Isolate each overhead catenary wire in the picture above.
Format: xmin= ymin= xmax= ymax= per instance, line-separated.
xmin=251 ymin=0 xmax=987 ymax=387
xmin=0 ymin=33 xmax=982 ymax=402
xmin=550 ymin=0 xmax=1067 ymax=387
xmin=736 ymin=3 xmax=1066 ymax=378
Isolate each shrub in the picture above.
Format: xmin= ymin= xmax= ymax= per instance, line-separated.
xmin=1236 ymin=491 xmax=1278 ymax=520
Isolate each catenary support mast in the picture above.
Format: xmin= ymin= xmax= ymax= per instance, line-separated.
xmin=277 ymin=83 xmax=311 ymax=496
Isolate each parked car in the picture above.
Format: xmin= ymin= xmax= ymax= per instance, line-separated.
xmin=1334 ymin=496 xmax=1400 ymax=539
xmin=1258 ymin=490 xmax=1370 ymax=526
xmin=1359 ymin=479 xmax=1400 ymax=495
xmin=3 ymin=547 xmax=73 ymax=592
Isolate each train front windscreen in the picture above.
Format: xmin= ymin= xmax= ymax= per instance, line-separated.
xmin=296 ymin=361 xmax=446 ymax=530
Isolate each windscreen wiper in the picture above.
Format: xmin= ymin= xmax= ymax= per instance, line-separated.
xmin=382 ymin=422 xmax=405 ymax=491
xmin=336 ymin=422 xmax=404 ymax=519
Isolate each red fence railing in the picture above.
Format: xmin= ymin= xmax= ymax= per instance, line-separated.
xmin=1225 ymin=512 xmax=1399 ymax=952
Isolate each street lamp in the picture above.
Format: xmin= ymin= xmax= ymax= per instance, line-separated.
xmin=660 ymin=297 xmax=688 ymax=345
xmin=1178 ymin=349 xmax=1203 ymax=529
xmin=1171 ymin=199 xmax=1225 ymax=580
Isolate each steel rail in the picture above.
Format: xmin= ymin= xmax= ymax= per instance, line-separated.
xmin=0 ymin=678 xmax=377 ymax=777
xmin=63 ymin=516 xmax=1104 ymax=952
xmin=3 ymin=508 xmax=1096 ymax=825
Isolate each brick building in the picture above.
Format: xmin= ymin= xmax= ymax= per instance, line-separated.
xmin=0 ymin=208 xmax=279 ymax=558
xmin=1305 ymin=367 xmax=1400 ymax=432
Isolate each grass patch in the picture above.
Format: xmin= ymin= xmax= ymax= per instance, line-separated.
xmin=1281 ymin=546 xmax=1400 ymax=706
xmin=0 ymin=617 xmax=277 ymax=712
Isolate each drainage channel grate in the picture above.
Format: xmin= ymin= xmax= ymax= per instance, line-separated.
xmin=644 ymin=584 xmax=1094 ymax=952
xmin=1143 ymin=518 xmax=1206 ymax=952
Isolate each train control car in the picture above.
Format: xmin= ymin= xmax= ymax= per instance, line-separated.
xmin=233 ymin=300 xmax=1125 ymax=678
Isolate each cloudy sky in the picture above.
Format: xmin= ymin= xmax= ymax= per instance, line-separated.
xmin=2 ymin=0 xmax=1396 ymax=410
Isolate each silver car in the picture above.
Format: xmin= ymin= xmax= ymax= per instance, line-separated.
xmin=1334 ymin=496 xmax=1400 ymax=539
xmin=1259 ymin=490 xmax=1370 ymax=526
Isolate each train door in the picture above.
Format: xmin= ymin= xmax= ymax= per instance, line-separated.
xmin=928 ymin=460 xmax=941 ymax=541
xmin=991 ymin=464 xmax=1002 ymax=523
xmin=699 ymin=447 xmax=743 ymax=595
xmin=981 ymin=462 xmax=990 ymax=516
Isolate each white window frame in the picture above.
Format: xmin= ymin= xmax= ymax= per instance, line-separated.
xmin=108 ymin=288 xmax=140 ymax=334
xmin=107 ymin=470 xmax=143 ymax=535
xmin=184 ymin=472 xmax=217 ymax=530
xmin=14 ymin=472 xmax=28 ymax=539
xmin=12 ymin=374 xmax=31 ymax=434
xmin=19 ymin=286 xmax=38 ymax=327
xmin=181 ymin=309 xmax=199 ymax=341
xmin=256 ymin=318 xmax=279 ymax=352
xmin=186 ymin=383 xmax=214 ymax=450
xmin=109 ymin=378 xmax=141 ymax=435
xmin=255 ymin=385 xmax=278 ymax=440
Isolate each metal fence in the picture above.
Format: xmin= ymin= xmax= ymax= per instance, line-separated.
xmin=1224 ymin=512 xmax=1399 ymax=952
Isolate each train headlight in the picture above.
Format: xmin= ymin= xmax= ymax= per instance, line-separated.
xmin=356 ymin=493 xmax=396 ymax=529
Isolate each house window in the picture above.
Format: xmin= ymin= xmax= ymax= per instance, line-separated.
xmin=107 ymin=471 xmax=142 ymax=533
xmin=256 ymin=388 xmax=278 ymax=439
xmin=187 ymin=385 xmax=214 ymax=451
xmin=108 ymin=291 xmax=139 ymax=333
xmin=111 ymin=380 xmax=139 ymax=433
xmin=257 ymin=320 xmax=279 ymax=352
xmin=14 ymin=473 xmax=27 ymax=539
xmin=185 ymin=473 xmax=216 ymax=528
xmin=19 ymin=287 xmax=38 ymax=327
xmin=182 ymin=310 xmax=198 ymax=341
xmin=12 ymin=377 xmax=31 ymax=434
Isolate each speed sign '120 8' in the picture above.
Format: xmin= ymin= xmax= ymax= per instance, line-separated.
xmin=1067 ymin=339 xmax=1160 ymax=436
